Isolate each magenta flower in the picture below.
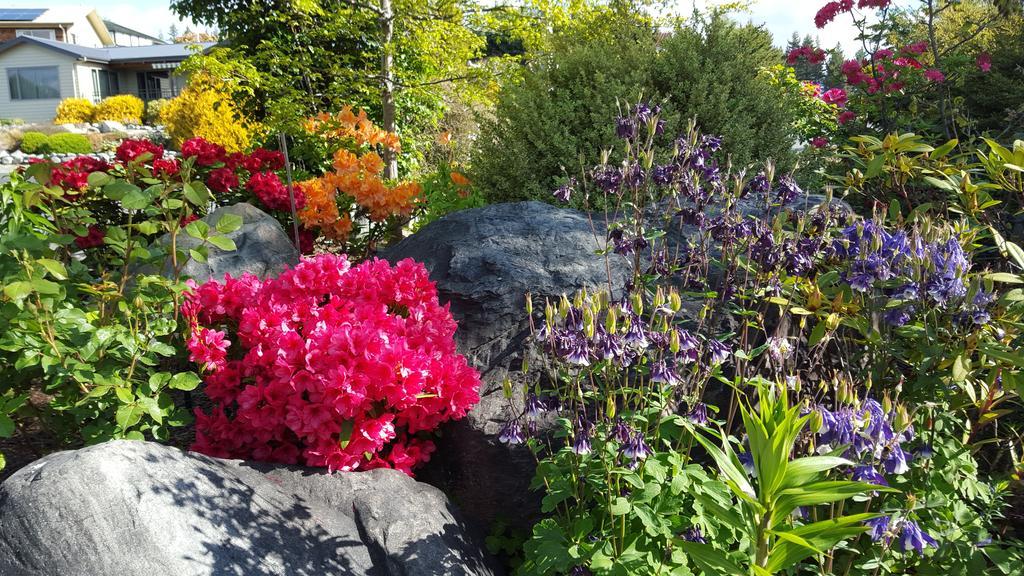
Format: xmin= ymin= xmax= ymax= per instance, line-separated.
xmin=822 ymin=88 xmax=848 ymax=107
xmin=977 ymin=52 xmax=992 ymax=72
xmin=924 ymin=69 xmax=945 ymax=83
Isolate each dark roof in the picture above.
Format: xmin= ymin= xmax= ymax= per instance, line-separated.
xmin=0 ymin=8 xmax=47 ymax=22
xmin=103 ymin=20 xmax=165 ymax=44
xmin=0 ymin=35 xmax=214 ymax=64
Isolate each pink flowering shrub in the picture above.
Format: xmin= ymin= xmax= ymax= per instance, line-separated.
xmin=182 ymin=254 xmax=481 ymax=475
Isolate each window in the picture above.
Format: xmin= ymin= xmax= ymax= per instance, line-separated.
xmin=15 ymin=29 xmax=56 ymax=40
xmin=91 ymin=69 xmax=118 ymax=100
xmin=7 ymin=66 xmax=60 ymax=100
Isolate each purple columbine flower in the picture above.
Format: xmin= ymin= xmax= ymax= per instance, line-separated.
xmin=610 ymin=419 xmax=632 ymax=443
xmin=893 ymin=282 xmax=919 ymax=300
xmin=737 ymin=449 xmax=756 ymax=476
xmin=774 ymin=175 xmax=802 ymax=205
xmin=526 ymin=393 xmax=545 ymax=418
xmin=621 ymin=431 xmax=652 ymax=461
xmin=865 ymin=516 xmax=891 ymax=542
xmin=882 ymin=445 xmax=911 ymax=475
xmin=499 ymin=420 xmax=524 ymax=445
xmin=572 ymin=420 xmax=593 ymax=455
xmin=745 ymin=172 xmax=770 ymax=196
xmin=594 ymin=325 xmax=624 ymax=361
xmin=682 ymin=527 xmax=706 ymax=543
xmin=592 ymin=165 xmax=623 ymax=193
xmin=553 ymin=179 xmax=575 ymax=202
xmin=570 ymin=566 xmax=594 ymax=576
xmin=623 ymin=315 xmax=649 ymax=349
xmin=650 ymin=360 xmax=680 ymax=386
xmin=852 ymin=465 xmax=888 ymax=487
xmin=897 ymin=520 xmax=938 ymax=555
xmin=917 ymin=444 xmax=934 ymax=459
xmin=766 ymin=336 xmax=793 ymax=365
xmin=884 ymin=306 xmax=913 ymax=327
xmin=706 ymin=339 xmax=731 ymax=365
xmin=818 ymin=406 xmax=857 ymax=448
xmin=701 ymin=134 xmax=722 ymax=152
xmin=616 ymin=116 xmax=636 ymax=140
xmin=652 ymin=164 xmax=675 ymax=186
xmin=688 ymin=402 xmax=709 ymax=425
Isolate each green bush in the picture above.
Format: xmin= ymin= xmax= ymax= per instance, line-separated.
xmin=145 ymin=98 xmax=170 ymax=125
xmin=18 ymin=131 xmax=49 ymax=154
xmin=471 ymin=11 xmax=798 ymax=208
xmin=46 ymin=133 xmax=92 ymax=154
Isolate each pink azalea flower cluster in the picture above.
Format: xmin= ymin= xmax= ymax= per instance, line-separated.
xmin=182 ymin=254 xmax=482 ymax=475
xmin=786 ymin=45 xmax=826 ymax=65
xmin=815 ymin=0 xmax=891 ymax=28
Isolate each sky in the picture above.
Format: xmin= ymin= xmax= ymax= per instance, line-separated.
xmin=0 ymin=0 xmax=867 ymax=53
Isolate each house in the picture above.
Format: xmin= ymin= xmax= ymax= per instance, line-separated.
xmin=0 ymin=8 xmax=212 ymax=123
xmin=1 ymin=7 xmax=115 ymax=47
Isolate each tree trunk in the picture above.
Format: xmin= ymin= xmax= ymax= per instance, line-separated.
xmin=380 ymin=0 xmax=398 ymax=180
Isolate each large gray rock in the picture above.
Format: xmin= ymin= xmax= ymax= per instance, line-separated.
xmin=172 ymin=202 xmax=300 ymax=284
xmin=97 ymin=120 xmax=126 ymax=133
xmin=0 ymin=441 xmax=499 ymax=576
xmin=384 ymin=201 xmax=629 ymax=533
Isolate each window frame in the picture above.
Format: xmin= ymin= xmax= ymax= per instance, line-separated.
xmin=7 ymin=65 xmax=61 ymax=101
xmin=15 ymin=29 xmax=56 ymax=40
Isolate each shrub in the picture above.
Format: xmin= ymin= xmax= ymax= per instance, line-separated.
xmin=18 ymin=131 xmax=49 ymax=153
xmin=94 ymin=94 xmax=144 ymax=124
xmin=0 ymin=143 xmax=246 ymax=472
xmin=144 ymin=98 xmax=170 ymax=125
xmin=472 ymin=10 xmax=797 ymax=208
xmin=53 ymin=98 xmax=96 ymax=124
xmin=182 ymin=255 xmax=481 ymax=474
xmin=45 ymin=133 xmax=92 ymax=154
xmin=160 ymin=76 xmax=254 ymax=153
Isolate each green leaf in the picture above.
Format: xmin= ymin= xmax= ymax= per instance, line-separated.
xmin=610 ymin=496 xmax=631 ymax=515
xmin=780 ymin=455 xmax=852 ymax=489
xmin=674 ymin=541 xmax=745 ymax=576
xmin=0 ymin=414 xmax=14 ymax=437
xmin=930 ymin=138 xmax=958 ymax=159
xmin=115 ymin=403 xmax=144 ymax=430
xmin=37 ymin=258 xmax=67 ymax=280
xmin=189 ymin=248 xmax=208 ymax=263
xmin=3 ymin=281 xmax=33 ymax=300
xmin=865 ymin=154 xmax=885 ymax=178
xmin=103 ymin=180 xmax=139 ymax=201
xmin=169 ymin=372 xmax=201 ymax=391
xmin=183 ymin=182 xmax=210 ymax=206
xmin=773 ymin=481 xmax=893 ymax=525
xmin=87 ymin=171 xmax=113 ymax=187
xmin=207 ymin=235 xmax=236 ymax=251
xmin=215 ymin=213 xmax=243 ymax=234
xmin=985 ymin=272 xmax=1023 ymax=284
xmin=30 ymin=277 xmax=61 ymax=295
xmin=121 ymin=188 xmax=153 ymax=211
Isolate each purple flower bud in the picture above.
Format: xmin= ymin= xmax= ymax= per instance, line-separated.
xmin=884 ymin=306 xmax=913 ymax=327
xmin=553 ymin=179 xmax=575 ymax=202
xmin=706 ymin=339 xmax=731 ymax=365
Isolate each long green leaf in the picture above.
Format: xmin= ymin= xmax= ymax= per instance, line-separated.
xmin=779 ymin=456 xmax=852 ymax=489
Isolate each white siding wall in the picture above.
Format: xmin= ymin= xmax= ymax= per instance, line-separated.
xmin=66 ymin=14 xmax=103 ymax=48
xmin=75 ymin=63 xmax=104 ymax=102
xmin=0 ymin=43 xmax=77 ymax=123
xmin=110 ymin=31 xmax=155 ymax=47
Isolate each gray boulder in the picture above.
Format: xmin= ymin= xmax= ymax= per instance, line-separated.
xmin=383 ymin=201 xmax=629 ymax=532
xmin=97 ymin=120 xmax=127 ymax=133
xmin=170 ymin=202 xmax=300 ymax=284
xmin=0 ymin=440 xmax=499 ymax=576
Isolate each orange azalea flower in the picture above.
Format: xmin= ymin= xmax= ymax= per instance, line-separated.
xmin=450 ymin=171 xmax=470 ymax=188
xmin=436 ymin=131 xmax=452 ymax=145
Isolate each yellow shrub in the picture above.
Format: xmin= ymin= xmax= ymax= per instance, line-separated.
xmin=160 ymin=77 xmax=254 ymax=153
xmin=94 ymin=95 xmax=144 ymax=124
xmin=54 ymin=98 xmax=96 ymax=124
